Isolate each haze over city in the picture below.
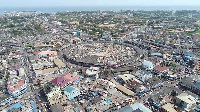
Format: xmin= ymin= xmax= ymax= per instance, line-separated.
xmin=0 ymin=0 xmax=200 ymax=7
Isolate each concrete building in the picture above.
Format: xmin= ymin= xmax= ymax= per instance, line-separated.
xmin=161 ymin=103 xmax=177 ymax=112
xmin=175 ymin=93 xmax=197 ymax=111
xmin=46 ymin=86 xmax=67 ymax=106
xmin=34 ymin=67 xmax=59 ymax=77
xmin=7 ymin=79 xmax=27 ymax=97
xmin=53 ymin=58 xmax=66 ymax=69
xmin=183 ymin=53 xmax=195 ymax=62
xmin=119 ymin=102 xmax=152 ymax=112
xmin=34 ymin=51 xmax=58 ymax=58
xmin=179 ymin=77 xmax=200 ymax=95
xmin=85 ymin=67 xmax=100 ymax=80
xmin=0 ymin=93 xmax=11 ymax=107
xmin=136 ymin=71 xmax=153 ymax=82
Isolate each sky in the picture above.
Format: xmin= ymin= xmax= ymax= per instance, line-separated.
xmin=0 ymin=0 xmax=200 ymax=7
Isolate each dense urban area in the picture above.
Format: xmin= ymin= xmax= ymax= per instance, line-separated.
xmin=0 ymin=10 xmax=199 ymax=112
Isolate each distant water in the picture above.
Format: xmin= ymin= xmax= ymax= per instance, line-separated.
xmin=0 ymin=6 xmax=200 ymax=15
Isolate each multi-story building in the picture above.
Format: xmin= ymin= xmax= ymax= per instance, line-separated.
xmin=7 ymin=79 xmax=27 ymax=97
xmin=175 ymin=93 xmax=197 ymax=111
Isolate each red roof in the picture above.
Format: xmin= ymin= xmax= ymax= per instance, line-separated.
xmin=154 ymin=66 xmax=169 ymax=72
xmin=63 ymin=74 xmax=80 ymax=82
xmin=9 ymin=66 xmax=23 ymax=70
xmin=120 ymin=33 xmax=127 ymax=35
xmin=193 ymin=36 xmax=200 ymax=40
xmin=196 ymin=60 xmax=200 ymax=65
xmin=7 ymin=80 xmax=25 ymax=92
xmin=51 ymin=74 xmax=81 ymax=87
xmin=48 ymin=54 xmax=57 ymax=57
xmin=12 ymin=52 xmax=22 ymax=56
xmin=33 ymin=52 xmax=40 ymax=55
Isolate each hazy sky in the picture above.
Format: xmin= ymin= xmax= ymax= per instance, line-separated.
xmin=0 ymin=0 xmax=200 ymax=7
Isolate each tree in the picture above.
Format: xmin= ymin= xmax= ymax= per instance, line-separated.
xmin=171 ymin=63 xmax=176 ymax=67
xmin=25 ymin=44 xmax=30 ymax=48
xmin=5 ymin=74 xmax=9 ymax=80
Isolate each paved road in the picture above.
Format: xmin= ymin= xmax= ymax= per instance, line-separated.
xmin=19 ymin=37 xmax=44 ymax=112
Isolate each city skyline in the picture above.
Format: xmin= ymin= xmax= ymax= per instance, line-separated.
xmin=0 ymin=0 xmax=200 ymax=7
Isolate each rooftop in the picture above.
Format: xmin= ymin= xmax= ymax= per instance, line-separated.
xmin=0 ymin=93 xmax=10 ymax=102
xmin=34 ymin=51 xmax=58 ymax=55
xmin=194 ymin=82 xmax=200 ymax=89
xmin=151 ymin=52 xmax=162 ymax=57
xmin=176 ymin=93 xmax=196 ymax=104
xmin=51 ymin=74 xmax=81 ymax=87
xmin=50 ymin=104 xmax=63 ymax=112
xmin=142 ymin=60 xmax=154 ymax=67
xmin=111 ymin=79 xmax=135 ymax=96
xmin=118 ymin=74 xmax=135 ymax=82
xmin=161 ymin=103 xmax=177 ymax=112
xmin=53 ymin=58 xmax=66 ymax=68
xmin=184 ymin=52 xmax=195 ymax=57
xmin=7 ymin=80 xmax=25 ymax=92
xmin=64 ymin=86 xmax=76 ymax=93
xmin=154 ymin=66 xmax=169 ymax=72
xmin=35 ymin=67 xmax=59 ymax=75
xmin=120 ymin=102 xmax=152 ymax=112
xmin=8 ymin=103 xmax=22 ymax=110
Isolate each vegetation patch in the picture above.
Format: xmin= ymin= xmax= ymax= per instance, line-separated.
xmin=187 ymin=29 xmax=200 ymax=36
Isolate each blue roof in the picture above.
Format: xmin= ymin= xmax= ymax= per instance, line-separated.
xmin=142 ymin=60 xmax=153 ymax=67
xmin=194 ymin=82 xmax=200 ymax=89
xmin=64 ymin=86 xmax=76 ymax=93
xmin=106 ymin=99 xmax=111 ymax=103
xmin=8 ymin=103 xmax=22 ymax=110
xmin=153 ymin=102 xmax=160 ymax=107
xmin=195 ymin=107 xmax=200 ymax=111
xmin=73 ymin=72 xmax=78 ymax=75
xmin=151 ymin=53 xmax=162 ymax=56
xmin=184 ymin=53 xmax=194 ymax=57
xmin=93 ymin=92 xmax=98 ymax=96
xmin=30 ymin=96 xmax=34 ymax=100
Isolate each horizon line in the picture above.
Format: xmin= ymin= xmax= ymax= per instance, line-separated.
xmin=1 ymin=5 xmax=200 ymax=8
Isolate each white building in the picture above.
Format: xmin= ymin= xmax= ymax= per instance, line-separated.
xmin=7 ymin=78 xmax=27 ymax=97
xmin=85 ymin=67 xmax=100 ymax=80
xmin=176 ymin=93 xmax=197 ymax=111
xmin=142 ymin=60 xmax=154 ymax=70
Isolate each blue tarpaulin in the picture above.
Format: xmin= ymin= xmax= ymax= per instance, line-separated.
xmin=106 ymin=99 xmax=111 ymax=103
xmin=8 ymin=103 xmax=22 ymax=110
xmin=93 ymin=92 xmax=98 ymax=96
xmin=153 ymin=102 xmax=160 ymax=107
xmin=31 ymin=101 xmax=36 ymax=112
xmin=73 ymin=72 xmax=78 ymax=75
xmin=144 ymin=89 xmax=150 ymax=92
xmin=30 ymin=96 xmax=34 ymax=100
xmin=194 ymin=82 xmax=200 ymax=89
xmin=195 ymin=107 xmax=200 ymax=111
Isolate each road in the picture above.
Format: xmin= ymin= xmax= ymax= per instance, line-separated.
xmin=19 ymin=37 xmax=44 ymax=112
